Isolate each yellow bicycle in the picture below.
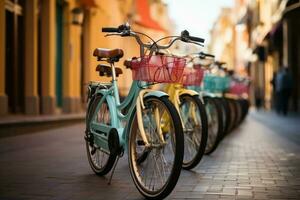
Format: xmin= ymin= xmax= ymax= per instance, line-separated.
xmin=162 ymin=58 xmax=208 ymax=169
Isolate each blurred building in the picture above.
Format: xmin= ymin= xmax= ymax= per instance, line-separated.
xmin=210 ymin=0 xmax=300 ymax=112
xmin=209 ymin=8 xmax=236 ymax=70
xmin=247 ymin=0 xmax=300 ymax=112
xmin=0 ymin=0 xmax=172 ymax=116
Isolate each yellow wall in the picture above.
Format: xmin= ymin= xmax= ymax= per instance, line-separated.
xmin=62 ymin=0 xmax=82 ymax=99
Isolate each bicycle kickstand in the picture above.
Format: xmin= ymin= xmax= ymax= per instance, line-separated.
xmin=107 ymin=156 xmax=120 ymax=185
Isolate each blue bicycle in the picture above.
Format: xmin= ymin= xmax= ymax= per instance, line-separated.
xmin=85 ymin=23 xmax=204 ymax=199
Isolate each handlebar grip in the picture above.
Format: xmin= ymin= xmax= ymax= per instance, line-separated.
xmin=124 ymin=60 xmax=132 ymax=69
xmin=189 ymin=36 xmax=205 ymax=43
xmin=102 ymin=27 xmax=119 ymax=33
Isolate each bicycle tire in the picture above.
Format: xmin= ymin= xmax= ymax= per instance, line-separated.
xmin=221 ymin=97 xmax=231 ymax=136
xmin=233 ymin=99 xmax=242 ymax=128
xmin=226 ymin=98 xmax=237 ymax=132
xmin=236 ymin=99 xmax=243 ymax=126
xmin=204 ymin=97 xmax=223 ymax=155
xmin=179 ymin=94 xmax=208 ymax=170
xmin=128 ymin=96 xmax=184 ymax=199
xmin=240 ymin=99 xmax=249 ymax=122
xmin=215 ymin=97 xmax=230 ymax=138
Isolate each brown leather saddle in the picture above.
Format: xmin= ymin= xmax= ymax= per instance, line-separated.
xmin=96 ymin=64 xmax=123 ymax=77
xmin=93 ymin=48 xmax=124 ymax=62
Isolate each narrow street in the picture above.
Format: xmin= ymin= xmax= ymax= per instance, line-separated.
xmin=0 ymin=111 xmax=300 ymax=200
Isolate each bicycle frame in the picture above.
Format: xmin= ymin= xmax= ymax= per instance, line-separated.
xmin=88 ymin=63 xmax=168 ymax=154
xmin=163 ymin=83 xmax=202 ymax=128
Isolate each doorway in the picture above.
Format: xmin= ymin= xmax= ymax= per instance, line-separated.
xmin=5 ymin=0 xmax=25 ymax=113
xmin=56 ymin=0 xmax=63 ymax=108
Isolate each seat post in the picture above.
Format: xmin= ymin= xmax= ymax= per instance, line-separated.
xmin=110 ymin=63 xmax=120 ymax=105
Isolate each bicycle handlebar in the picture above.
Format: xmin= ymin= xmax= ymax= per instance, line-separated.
xmin=189 ymin=36 xmax=205 ymax=43
xmin=102 ymin=27 xmax=120 ymax=33
xmin=180 ymin=30 xmax=205 ymax=43
xmin=101 ymin=23 xmax=205 ymax=56
xmin=102 ymin=23 xmax=130 ymax=33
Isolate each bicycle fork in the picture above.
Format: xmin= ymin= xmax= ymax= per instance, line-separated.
xmin=136 ymin=89 xmax=166 ymax=147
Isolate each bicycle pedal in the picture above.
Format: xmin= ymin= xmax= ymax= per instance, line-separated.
xmin=108 ymin=128 xmax=121 ymax=155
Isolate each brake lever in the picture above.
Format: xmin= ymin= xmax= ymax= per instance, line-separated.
xmin=105 ymin=32 xmax=131 ymax=38
xmin=189 ymin=41 xmax=204 ymax=47
xmin=104 ymin=33 xmax=122 ymax=37
xmin=120 ymin=30 xmax=131 ymax=37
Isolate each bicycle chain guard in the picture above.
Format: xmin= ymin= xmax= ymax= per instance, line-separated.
xmin=108 ymin=128 xmax=122 ymax=156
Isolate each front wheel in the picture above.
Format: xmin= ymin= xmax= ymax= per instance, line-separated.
xmin=128 ymin=96 xmax=184 ymax=199
xmin=179 ymin=94 xmax=208 ymax=170
xmin=204 ymin=97 xmax=223 ymax=155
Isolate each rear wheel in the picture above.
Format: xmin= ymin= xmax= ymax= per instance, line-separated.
xmin=221 ymin=97 xmax=231 ymax=137
xmin=240 ymin=99 xmax=250 ymax=121
xmin=85 ymin=95 xmax=117 ymax=176
xmin=231 ymin=99 xmax=241 ymax=128
xmin=179 ymin=94 xmax=208 ymax=170
xmin=204 ymin=97 xmax=223 ymax=155
xmin=234 ymin=99 xmax=243 ymax=126
xmin=215 ymin=97 xmax=229 ymax=138
xmin=128 ymin=96 xmax=184 ymax=199
xmin=227 ymin=98 xmax=237 ymax=132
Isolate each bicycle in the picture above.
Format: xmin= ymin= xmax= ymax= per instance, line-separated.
xmin=208 ymin=62 xmax=232 ymax=137
xmin=227 ymin=74 xmax=250 ymax=126
xmin=188 ymin=54 xmax=226 ymax=155
xmin=85 ymin=23 xmax=204 ymax=199
xmin=162 ymin=60 xmax=208 ymax=170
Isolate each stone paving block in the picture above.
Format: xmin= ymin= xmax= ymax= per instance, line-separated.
xmin=253 ymin=194 xmax=268 ymax=200
xmin=193 ymin=186 xmax=209 ymax=192
xmin=172 ymin=192 xmax=204 ymax=199
xmin=208 ymin=186 xmax=223 ymax=191
xmin=237 ymin=190 xmax=253 ymax=196
xmin=236 ymin=195 xmax=254 ymax=200
xmin=261 ymin=180 xmax=276 ymax=185
xmin=218 ymin=195 xmax=236 ymax=200
xmin=202 ymin=194 xmax=219 ymax=199
xmin=221 ymin=188 xmax=237 ymax=195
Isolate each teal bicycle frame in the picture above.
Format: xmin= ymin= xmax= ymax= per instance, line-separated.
xmin=87 ymin=63 xmax=168 ymax=154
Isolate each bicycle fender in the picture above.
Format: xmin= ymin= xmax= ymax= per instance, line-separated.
xmin=144 ymin=90 xmax=169 ymax=99
xmin=175 ymin=88 xmax=204 ymax=105
xmin=202 ymin=92 xmax=217 ymax=98
xmin=86 ymin=92 xmax=104 ymax=123
xmin=178 ymin=89 xmax=199 ymax=97
xmin=198 ymin=91 xmax=205 ymax=104
xmin=96 ymin=88 xmax=110 ymax=96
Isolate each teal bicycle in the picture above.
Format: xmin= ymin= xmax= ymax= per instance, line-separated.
xmin=85 ymin=23 xmax=204 ymax=199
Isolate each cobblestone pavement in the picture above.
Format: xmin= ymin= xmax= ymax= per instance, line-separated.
xmin=0 ymin=111 xmax=300 ymax=200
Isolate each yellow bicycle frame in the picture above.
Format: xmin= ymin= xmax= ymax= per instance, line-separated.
xmin=162 ymin=83 xmax=201 ymax=131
